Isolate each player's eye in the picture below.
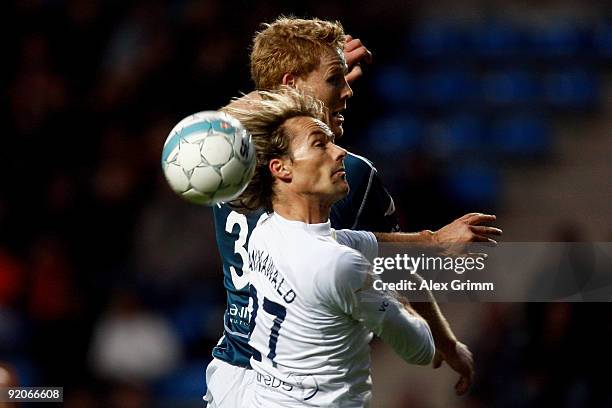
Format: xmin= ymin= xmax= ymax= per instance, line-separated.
xmin=326 ymin=74 xmax=342 ymax=86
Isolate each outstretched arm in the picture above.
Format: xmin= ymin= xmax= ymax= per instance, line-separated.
xmin=373 ymin=213 xmax=502 ymax=254
xmin=371 ymin=213 xmax=501 ymax=395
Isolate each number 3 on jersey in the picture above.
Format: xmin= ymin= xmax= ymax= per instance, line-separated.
xmin=224 ymin=211 xmax=267 ymax=290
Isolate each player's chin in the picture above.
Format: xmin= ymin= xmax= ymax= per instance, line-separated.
xmin=328 ymin=184 xmax=349 ymax=206
xmin=335 ymin=179 xmax=349 ymax=196
xmin=331 ymin=122 xmax=344 ymax=139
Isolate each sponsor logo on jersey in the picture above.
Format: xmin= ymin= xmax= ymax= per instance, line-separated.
xmin=228 ymin=303 xmax=251 ymax=327
xmin=256 ymin=372 xmax=293 ymax=391
xmin=256 ymin=372 xmax=320 ymax=401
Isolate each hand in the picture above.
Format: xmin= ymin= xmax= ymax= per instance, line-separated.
xmin=432 ymin=213 xmax=502 ymax=256
xmin=344 ymin=35 xmax=373 ymax=84
xmin=433 ymin=341 xmax=474 ymax=396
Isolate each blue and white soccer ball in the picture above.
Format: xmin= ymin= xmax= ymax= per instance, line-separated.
xmin=161 ymin=111 xmax=256 ymax=205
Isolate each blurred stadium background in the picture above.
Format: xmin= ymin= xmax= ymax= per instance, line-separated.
xmin=2 ymin=0 xmax=611 ymax=407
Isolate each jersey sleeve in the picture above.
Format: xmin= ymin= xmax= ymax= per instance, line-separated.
xmin=334 ymin=230 xmax=378 ymax=264
xmin=353 ymin=275 xmax=435 ymax=365
xmin=314 ymin=249 xmax=371 ymax=316
xmin=356 ymin=169 xmax=400 ymax=233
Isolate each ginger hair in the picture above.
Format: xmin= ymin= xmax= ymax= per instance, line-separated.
xmin=250 ymin=16 xmax=345 ymax=90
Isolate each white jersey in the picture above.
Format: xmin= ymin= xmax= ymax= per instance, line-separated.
xmin=247 ymin=213 xmax=378 ymax=407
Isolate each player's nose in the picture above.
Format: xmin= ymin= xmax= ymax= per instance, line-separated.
xmin=331 ymin=143 xmax=347 ymax=161
xmin=341 ymin=78 xmax=353 ymax=100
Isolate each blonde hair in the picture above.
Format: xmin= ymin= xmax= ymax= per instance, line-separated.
xmin=250 ymin=16 xmax=345 ymax=90
xmin=221 ymin=87 xmax=326 ymax=212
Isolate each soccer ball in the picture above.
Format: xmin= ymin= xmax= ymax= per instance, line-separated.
xmin=161 ymin=111 xmax=256 ymax=205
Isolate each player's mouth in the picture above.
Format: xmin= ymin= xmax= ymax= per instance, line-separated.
xmin=331 ymin=108 xmax=345 ymax=125
xmin=332 ymin=167 xmax=346 ymax=177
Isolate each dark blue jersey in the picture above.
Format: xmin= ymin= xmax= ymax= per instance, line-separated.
xmin=211 ymin=152 xmax=399 ymax=367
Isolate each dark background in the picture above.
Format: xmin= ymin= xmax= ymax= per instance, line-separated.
xmin=2 ymin=0 xmax=611 ymax=407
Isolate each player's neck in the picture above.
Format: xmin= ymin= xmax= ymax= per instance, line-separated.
xmin=273 ymin=194 xmax=331 ymax=224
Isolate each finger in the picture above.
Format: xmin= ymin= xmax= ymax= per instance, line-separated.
xmin=457 ymin=212 xmax=480 ymax=221
xmin=345 ymin=46 xmax=373 ymax=68
xmin=345 ymin=34 xmax=353 ymax=42
xmin=471 ymin=234 xmax=498 ymax=245
xmin=459 ymin=212 xmax=494 ymax=220
xmin=344 ymin=37 xmax=363 ymax=53
xmin=466 ymin=252 xmax=488 ymax=259
xmin=470 ymin=226 xmax=503 ymax=236
xmin=432 ymin=352 xmax=444 ymax=369
xmin=455 ymin=375 xmax=471 ymax=396
xmin=345 ymin=65 xmax=363 ymax=84
xmin=362 ymin=47 xmax=373 ymax=64
xmin=466 ymin=214 xmax=496 ymax=225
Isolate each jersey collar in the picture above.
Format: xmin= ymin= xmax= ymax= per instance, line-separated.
xmin=272 ymin=212 xmax=332 ymax=236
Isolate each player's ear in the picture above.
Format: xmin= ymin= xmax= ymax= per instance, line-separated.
xmin=281 ymin=73 xmax=296 ymax=87
xmin=269 ymin=158 xmax=292 ymax=182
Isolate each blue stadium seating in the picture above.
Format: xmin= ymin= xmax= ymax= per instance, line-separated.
xmin=427 ymin=114 xmax=485 ymax=157
xmin=543 ymin=68 xmax=600 ymax=109
xmin=490 ymin=116 xmax=552 ymax=157
xmin=445 ymin=163 xmax=500 ymax=208
xmin=372 ymin=66 xmax=418 ymax=104
xmin=481 ymin=69 xmax=538 ymax=106
xmin=527 ymin=21 xmax=583 ymax=58
xmin=420 ymin=69 xmax=477 ymax=106
xmin=410 ymin=21 xmax=466 ymax=58
xmin=592 ymin=22 xmax=612 ymax=58
xmin=469 ymin=21 xmax=523 ymax=58
xmin=367 ymin=115 xmax=424 ymax=153
xmin=373 ymin=17 xmax=603 ymax=207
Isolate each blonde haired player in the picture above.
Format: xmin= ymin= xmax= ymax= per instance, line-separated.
xmin=225 ymin=88 xmax=434 ymax=407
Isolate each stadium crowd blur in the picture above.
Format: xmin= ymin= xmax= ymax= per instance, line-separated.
xmin=3 ymin=1 xmax=611 ymax=407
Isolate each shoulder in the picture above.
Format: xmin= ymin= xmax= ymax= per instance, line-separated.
xmin=346 ymin=151 xmax=375 ymax=168
xmin=335 ymin=247 xmax=371 ymax=280
xmin=249 ymin=213 xmax=273 ymax=242
xmin=334 ymin=229 xmax=378 ymax=263
xmin=345 ymin=151 xmax=376 ymax=174
xmin=329 ymin=152 xmax=379 ymax=230
xmin=316 ymin=244 xmax=370 ymax=294
xmin=312 ymin=244 xmax=371 ymax=312
xmin=344 ymin=151 xmax=379 ymax=193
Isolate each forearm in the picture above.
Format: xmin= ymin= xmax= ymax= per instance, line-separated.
xmin=373 ymin=230 xmax=435 ymax=246
xmin=357 ymin=288 xmax=435 ymax=365
xmin=373 ymin=213 xmax=502 ymax=255
xmin=380 ymin=299 xmax=435 ymax=365
xmin=404 ymin=274 xmax=457 ymax=353
xmin=372 ymin=232 xmax=459 ymax=353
